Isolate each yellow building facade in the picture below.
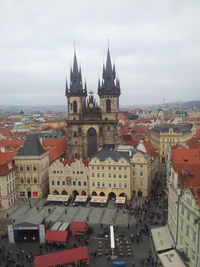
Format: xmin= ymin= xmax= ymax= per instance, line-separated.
xmin=89 ymin=146 xmax=158 ymax=199
xmin=89 ymin=149 xmax=131 ymax=199
xmin=151 ymin=124 xmax=192 ymax=163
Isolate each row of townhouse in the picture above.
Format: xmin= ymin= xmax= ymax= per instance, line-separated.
xmin=49 ymin=143 xmax=159 ymax=200
xmin=167 ymin=146 xmax=200 ymax=267
xmin=0 ymin=132 xmax=159 ymax=210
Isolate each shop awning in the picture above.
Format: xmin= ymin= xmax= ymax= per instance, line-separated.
xmin=158 ymin=249 xmax=186 ymax=267
xmin=45 ymin=230 xmax=68 ymax=242
xmin=34 ymin=246 xmax=89 ymax=267
xmin=47 ymin=194 xmax=69 ymax=202
xmin=70 ymin=221 xmax=87 ymax=233
xmin=74 ymin=196 xmax=88 ymax=202
xmin=151 ymin=226 xmax=175 ymax=252
xmin=115 ymin=197 xmax=126 ymax=204
xmin=90 ymin=196 xmax=108 ymax=203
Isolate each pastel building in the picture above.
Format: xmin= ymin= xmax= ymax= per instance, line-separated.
xmin=0 ymin=154 xmax=18 ymax=210
xmin=151 ymin=124 xmax=192 ymax=163
xmin=167 ymin=147 xmax=200 ymax=267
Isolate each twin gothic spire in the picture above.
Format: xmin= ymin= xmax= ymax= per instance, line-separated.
xmin=65 ymin=48 xmax=121 ymax=97
xmin=66 ymin=51 xmax=87 ymax=97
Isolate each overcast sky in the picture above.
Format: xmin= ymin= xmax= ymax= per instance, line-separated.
xmin=0 ymin=0 xmax=200 ymax=107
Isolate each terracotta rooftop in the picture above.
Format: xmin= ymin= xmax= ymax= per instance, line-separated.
xmin=172 ymin=148 xmax=200 ymax=166
xmin=62 ymin=157 xmax=89 ymax=167
xmin=172 ymin=147 xmax=200 ymax=207
xmin=0 ymin=161 xmax=16 ymax=176
xmin=187 ymin=136 xmax=200 ymax=149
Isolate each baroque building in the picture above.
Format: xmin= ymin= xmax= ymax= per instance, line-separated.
xmin=88 ymin=145 xmax=158 ymax=200
xmin=65 ymin=49 xmax=121 ymax=158
xmin=0 ymin=154 xmax=17 ymax=210
xmin=150 ymin=124 xmax=192 ymax=163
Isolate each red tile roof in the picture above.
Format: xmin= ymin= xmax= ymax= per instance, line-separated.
xmin=172 ymin=147 xmax=200 ymax=207
xmin=0 ymin=159 xmax=16 ymax=176
xmin=143 ymin=139 xmax=158 ymax=158
xmin=172 ymin=148 xmax=200 ymax=166
xmin=0 ymin=152 xmax=16 ymax=165
xmin=62 ymin=157 xmax=89 ymax=167
xmin=118 ymin=113 xmax=126 ymax=120
xmin=0 ymin=139 xmax=24 ymax=150
xmin=42 ymin=138 xmax=66 ymax=163
xmin=187 ymin=136 xmax=200 ymax=149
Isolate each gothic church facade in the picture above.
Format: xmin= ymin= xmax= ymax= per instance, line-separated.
xmin=65 ymin=49 xmax=121 ymax=158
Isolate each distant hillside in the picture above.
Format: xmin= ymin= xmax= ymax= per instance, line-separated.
xmin=166 ymin=100 xmax=200 ymax=109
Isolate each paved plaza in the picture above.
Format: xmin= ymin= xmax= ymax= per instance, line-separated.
xmin=2 ymin=198 xmax=143 ymax=227
xmin=0 ymin=197 xmax=157 ymax=266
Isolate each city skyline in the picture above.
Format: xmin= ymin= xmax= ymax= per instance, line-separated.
xmin=1 ymin=0 xmax=200 ymax=106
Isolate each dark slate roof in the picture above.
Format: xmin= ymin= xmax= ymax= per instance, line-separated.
xmin=151 ymin=124 xmax=191 ymax=134
xmin=91 ymin=149 xmax=130 ymax=162
xmin=92 ymin=147 xmax=150 ymax=162
xmin=17 ymin=133 xmax=46 ymax=156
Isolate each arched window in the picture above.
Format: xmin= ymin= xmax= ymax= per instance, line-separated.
xmin=106 ymin=99 xmax=111 ymax=112
xmin=73 ymin=101 xmax=77 ymax=113
xmin=33 ymin=166 xmax=37 ymax=171
xmin=34 ymin=178 xmax=37 ymax=183
xmin=27 ymin=178 xmax=30 ymax=184
xmin=26 ymin=166 xmax=30 ymax=171
xmin=74 ymin=132 xmax=77 ymax=137
xmin=21 ymin=178 xmax=24 ymax=184
xmin=20 ymin=166 xmax=23 ymax=171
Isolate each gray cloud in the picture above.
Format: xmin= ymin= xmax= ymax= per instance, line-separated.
xmin=0 ymin=0 xmax=200 ymax=106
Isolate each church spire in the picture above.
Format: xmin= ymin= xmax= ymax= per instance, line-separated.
xmin=98 ymin=47 xmax=120 ymax=96
xmin=66 ymin=48 xmax=87 ymax=97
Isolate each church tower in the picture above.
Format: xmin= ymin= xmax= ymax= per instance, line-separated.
xmin=98 ymin=49 xmax=120 ymax=119
xmin=65 ymin=51 xmax=87 ymax=120
xmin=98 ymin=48 xmax=121 ymax=148
xmin=66 ymin=48 xmax=121 ymax=159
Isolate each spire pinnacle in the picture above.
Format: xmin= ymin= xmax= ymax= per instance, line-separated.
xmin=98 ymin=45 xmax=121 ymax=96
xmin=66 ymin=47 xmax=87 ymax=97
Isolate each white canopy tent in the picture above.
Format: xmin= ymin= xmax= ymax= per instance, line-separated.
xmin=151 ymin=226 xmax=175 ymax=252
xmin=158 ymin=249 xmax=186 ymax=267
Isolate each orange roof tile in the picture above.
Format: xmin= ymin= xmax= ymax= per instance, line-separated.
xmin=172 ymin=148 xmax=200 ymax=166
xmin=143 ymin=140 xmax=158 ymax=158
xmin=118 ymin=113 xmax=126 ymax=120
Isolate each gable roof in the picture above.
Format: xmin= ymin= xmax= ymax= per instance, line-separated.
xmin=91 ymin=149 xmax=130 ymax=162
xmin=17 ymin=133 xmax=46 ymax=156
